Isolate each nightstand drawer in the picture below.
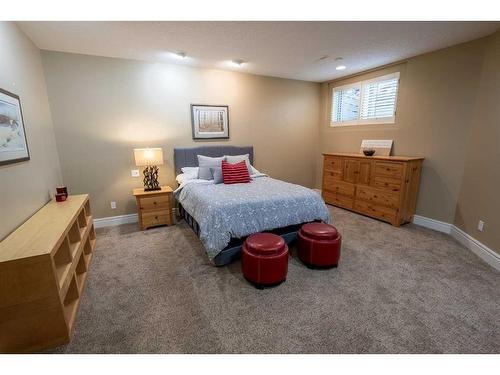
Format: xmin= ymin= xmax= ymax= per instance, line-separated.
xmin=142 ymin=210 xmax=171 ymax=227
xmin=139 ymin=195 xmax=170 ymax=210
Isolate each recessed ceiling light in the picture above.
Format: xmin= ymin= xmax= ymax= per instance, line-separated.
xmin=175 ymin=51 xmax=187 ymax=59
xmin=231 ymin=59 xmax=245 ymax=67
xmin=336 ymin=65 xmax=346 ymax=71
xmin=334 ymin=57 xmax=343 ymax=62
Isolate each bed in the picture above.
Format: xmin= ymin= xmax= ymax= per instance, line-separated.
xmin=174 ymin=146 xmax=331 ymax=266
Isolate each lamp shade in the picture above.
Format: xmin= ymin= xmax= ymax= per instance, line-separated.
xmin=134 ymin=148 xmax=164 ymax=167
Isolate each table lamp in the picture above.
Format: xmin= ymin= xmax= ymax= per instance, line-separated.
xmin=134 ymin=148 xmax=164 ymax=191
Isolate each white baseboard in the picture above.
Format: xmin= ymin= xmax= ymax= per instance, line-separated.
xmin=413 ymin=215 xmax=499 ymax=271
xmin=412 ymin=215 xmax=452 ymax=234
xmin=93 ymin=213 xmax=138 ymax=228
xmin=450 ymin=225 xmax=500 ymax=271
xmin=93 ymin=208 xmax=177 ymax=229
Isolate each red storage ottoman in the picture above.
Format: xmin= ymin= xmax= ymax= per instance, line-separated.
xmin=242 ymin=233 xmax=289 ymax=289
xmin=297 ymin=222 xmax=341 ymax=268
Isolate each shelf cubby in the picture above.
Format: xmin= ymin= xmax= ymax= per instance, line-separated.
xmin=63 ymin=274 xmax=80 ymax=330
xmin=89 ymin=224 xmax=96 ymax=250
xmin=67 ymin=220 xmax=81 ymax=258
xmin=77 ymin=210 xmax=87 ymax=237
xmin=75 ymin=253 xmax=88 ymax=294
xmin=82 ymin=237 xmax=93 ymax=269
xmin=76 ymin=252 xmax=87 ymax=275
xmin=53 ymin=237 xmax=73 ymax=288
xmin=84 ymin=200 xmax=91 ymax=218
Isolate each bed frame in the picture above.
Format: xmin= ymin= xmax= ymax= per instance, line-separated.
xmin=173 ymin=145 xmax=303 ymax=266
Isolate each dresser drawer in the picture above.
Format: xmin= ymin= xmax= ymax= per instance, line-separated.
xmin=374 ymin=161 xmax=404 ymax=179
xmin=373 ymin=176 xmax=402 ymax=193
xmin=324 ymin=181 xmax=355 ymax=197
xmin=139 ymin=195 xmax=170 ymax=210
xmin=356 ymin=186 xmax=400 ymax=209
xmin=322 ymin=190 xmax=353 ymax=209
xmin=142 ymin=210 xmax=170 ymax=227
xmin=354 ymin=200 xmax=397 ymax=224
xmin=323 ymin=169 xmax=343 ymax=185
xmin=324 ymin=156 xmax=343 ymax=172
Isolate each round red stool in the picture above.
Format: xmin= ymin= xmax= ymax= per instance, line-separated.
xmin=297 ymin=222 xmax=341 ymax=268
xmin=242 ymin=233 xmax=289 ymax=289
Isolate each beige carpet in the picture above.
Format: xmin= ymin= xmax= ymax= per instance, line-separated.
xmin=48 ymin=206 xmax=500 ymax=353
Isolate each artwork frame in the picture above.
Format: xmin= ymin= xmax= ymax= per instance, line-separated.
xmin=191 ymin=104 xmax=229 ymax=140
xmin=0 ymin=88 xmax=30 ymax=166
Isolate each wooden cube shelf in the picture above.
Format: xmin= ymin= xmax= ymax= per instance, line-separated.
xmin=0 ymin=194 xmax=96 ymax=353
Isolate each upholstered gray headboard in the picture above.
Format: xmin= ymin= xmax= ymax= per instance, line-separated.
xmin=173 ymin=145 xmax=254 ymax=176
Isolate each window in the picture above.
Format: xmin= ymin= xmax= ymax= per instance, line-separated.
xmin=330 ymin=72 xmax=400 ymax=126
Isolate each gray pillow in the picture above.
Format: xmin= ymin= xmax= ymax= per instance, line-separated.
xmin=210 ymin=167 xmax=223 ymax=184
xmin=197 ymin=155 xmax=225 ymax=180
xmin=225 ymin=154 xmax=253 ymax=175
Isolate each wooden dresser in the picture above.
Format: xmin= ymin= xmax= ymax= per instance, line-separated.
xmin=0 ymin=195 xmax=96 ymax=353
xmin=322 ymin=153 xmax=424 ymax=226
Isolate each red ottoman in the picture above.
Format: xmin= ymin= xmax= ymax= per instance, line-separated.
xmin=242 ymin=233 xmax=289 ymax=289
xmin=297 ymin=222 xmax=341 ymax=268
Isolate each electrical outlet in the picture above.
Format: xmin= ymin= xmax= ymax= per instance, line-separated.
xmin=131 ymin=169 xmax=140 ymax=177
xmin=110 ymin=201 xmax=117 ymax=209
xmin=478 ymin=220 xmax=485 ymax=232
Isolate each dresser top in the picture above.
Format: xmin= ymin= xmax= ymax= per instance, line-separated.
xmin=323 ymin=153 xmax=424 ymax=162
xmin=0 ymin=194 xmax=89 ymax=262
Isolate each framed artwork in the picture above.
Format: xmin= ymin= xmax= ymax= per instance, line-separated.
xmin=191 ymin=104 xmax=229 ymax=140
xmin=0 ymin=88 xmax=30 ymax=166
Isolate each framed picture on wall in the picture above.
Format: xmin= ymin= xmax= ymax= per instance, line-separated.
xmin=0 ymin=88 xmax=30 ymax=166
xmin=191 ymin=104 xmax=229 ymax=140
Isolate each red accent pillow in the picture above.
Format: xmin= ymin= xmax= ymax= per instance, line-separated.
xmin=221 ymin=160 xmax=251 ymax=184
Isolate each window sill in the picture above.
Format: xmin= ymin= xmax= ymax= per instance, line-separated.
xmin=330 ymin=118 xmax=396 ymax=127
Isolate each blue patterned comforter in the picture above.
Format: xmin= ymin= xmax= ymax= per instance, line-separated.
xmin=174 ymin=176 xmax=331 ymax=261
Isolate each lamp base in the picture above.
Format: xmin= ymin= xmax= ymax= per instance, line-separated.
xmin=143 ymin=165 xmax=160 ymax=191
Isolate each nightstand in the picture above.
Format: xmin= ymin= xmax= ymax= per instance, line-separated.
xmin=133 ymin=186 xmax=174 ymax=230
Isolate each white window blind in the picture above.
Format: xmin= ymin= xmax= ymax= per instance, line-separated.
xmin=331 ymin=72 xmax=400 ymax=126
xmin=332 ymin=85 xmax=360 ymax=123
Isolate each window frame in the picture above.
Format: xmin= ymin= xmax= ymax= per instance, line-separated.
xmin=330 ymin=72 xmax=400 ymax=127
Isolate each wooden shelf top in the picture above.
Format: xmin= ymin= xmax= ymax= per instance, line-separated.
xmin=133 ymin=186 xmax=173 ymax=197
xmin=0 ymin=195 xmax=89 ymax=263
xmin=322 ymin=152 xmax=424 ymax=162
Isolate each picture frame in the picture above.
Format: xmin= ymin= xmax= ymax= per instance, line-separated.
xmin=191 ymin=104 xmax=229 ymax=140
xmin=0 ymin=88 xmax=30 ymax=166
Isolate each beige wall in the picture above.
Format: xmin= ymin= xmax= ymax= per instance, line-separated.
xmin=454 ymin=31 xmax=500 ymax=252
xmin=317 ymin=38 xmax=488 ymax=225
xmin=0 ymin=23 xmax=62 ymax=240
xmin=41 ymin=51 xmax=320 ymax=219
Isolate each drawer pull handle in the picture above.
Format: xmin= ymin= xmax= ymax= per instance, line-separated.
xmin=153 ymin=201 xmax=157 ymax=205
xmin=155 ymin=216 xmax=158 ymax=220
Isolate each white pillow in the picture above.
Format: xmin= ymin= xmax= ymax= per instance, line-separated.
xmin=250 ymin=166 xmax=261 ymax=176
xmin=176 ymin=173 xmax=198 ymax=185
xmin=181 ymin=167 xmax=199 ymax=179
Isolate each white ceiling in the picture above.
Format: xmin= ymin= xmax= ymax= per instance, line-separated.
xmin=18 ymin=21 xmax=499 ymax=82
